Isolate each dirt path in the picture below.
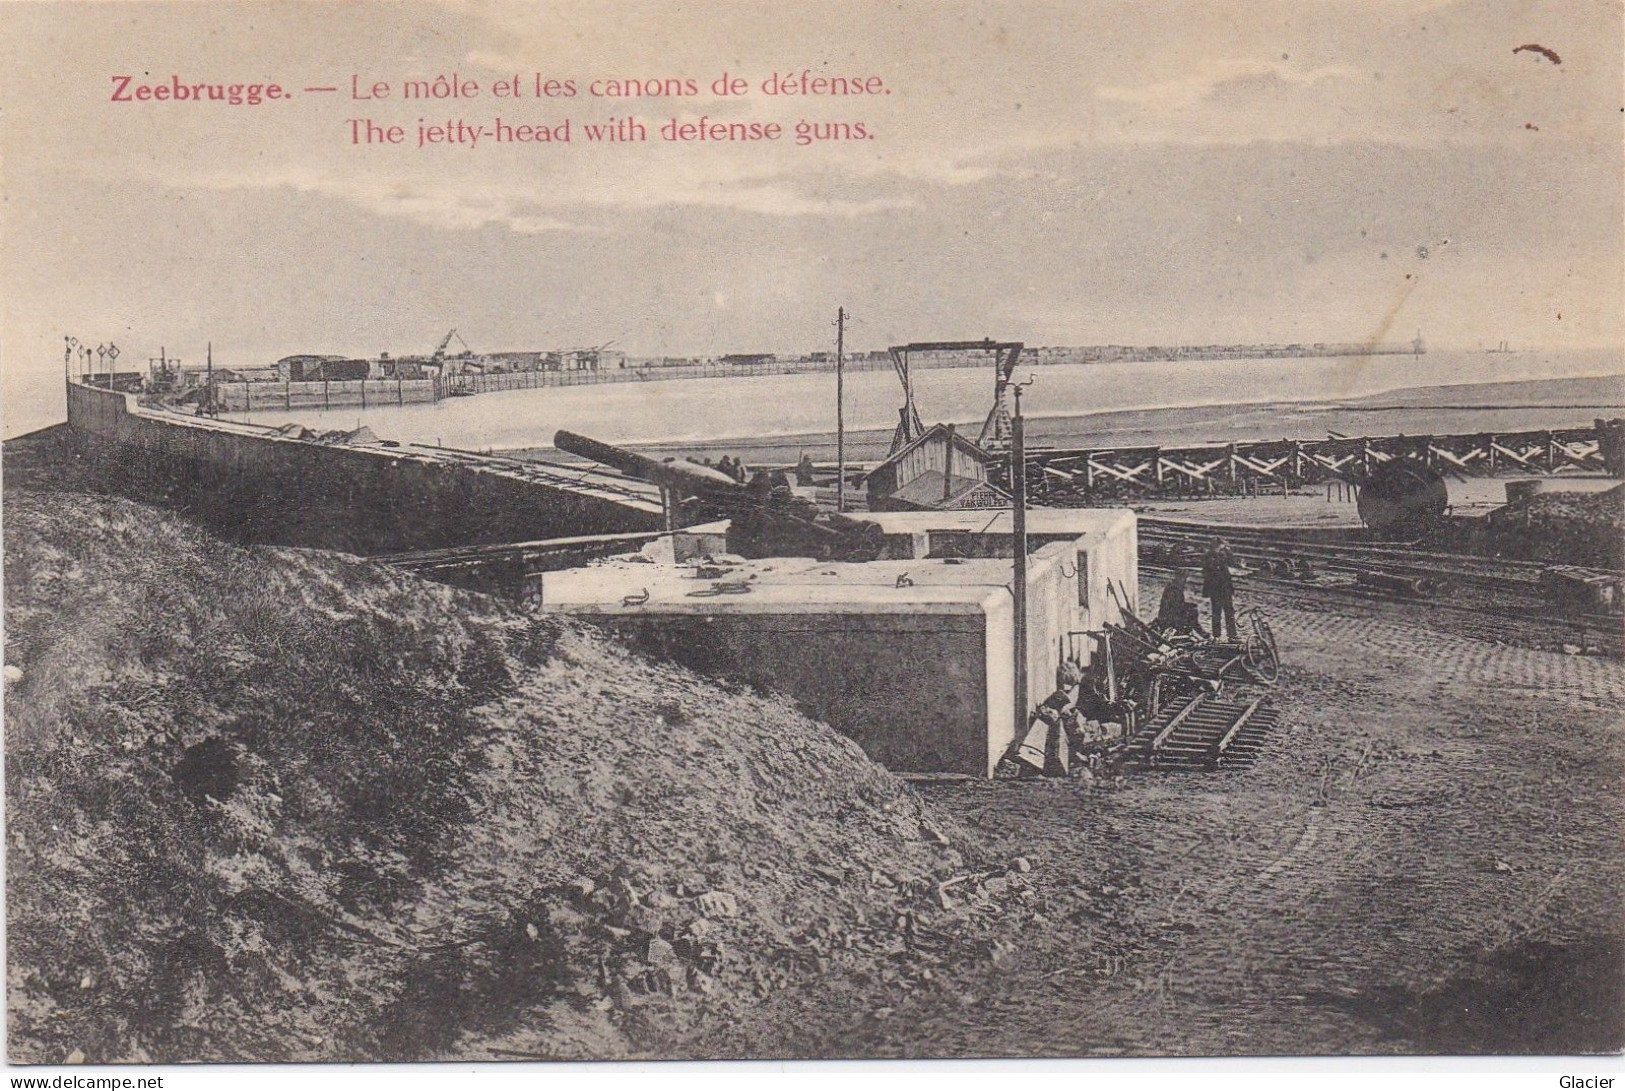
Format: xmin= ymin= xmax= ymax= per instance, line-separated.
xmin=724 ymin=581 xmax=1625 ymax=1058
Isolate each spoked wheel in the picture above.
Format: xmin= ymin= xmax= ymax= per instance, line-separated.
xmin=1243 ymin=616 xmax=1279 ymax=684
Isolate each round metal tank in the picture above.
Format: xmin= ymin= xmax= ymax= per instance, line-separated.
xmin=1357 ymin=458 xmax=1449 ymax=531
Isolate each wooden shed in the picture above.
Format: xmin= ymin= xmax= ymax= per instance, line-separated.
xmin=865 ymin=423 xmax=1010 ymax=512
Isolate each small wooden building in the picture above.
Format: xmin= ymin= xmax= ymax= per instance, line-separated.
xmin=275 ymin=354 xmax=372 ymax=382
xmin=865 ymin=423 xmax=1010 ymax=512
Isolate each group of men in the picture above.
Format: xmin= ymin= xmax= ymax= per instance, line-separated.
xmin=695 ymin=452 xmax=825 ymax=488
xmin=1155 ymin=538 xmax=1238 ymax=640
xmin=1015 ymin=538 xmax=1241 ymax=777
xmin=699 ymin=454 xmax=749 ymax=482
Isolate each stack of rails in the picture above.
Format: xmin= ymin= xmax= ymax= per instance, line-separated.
xmin=1121 ymin=692 xmax=1280 ymax=771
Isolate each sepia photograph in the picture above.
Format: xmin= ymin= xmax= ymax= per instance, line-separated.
xmin=1 ymin=0 xmax=1622 ymax=1075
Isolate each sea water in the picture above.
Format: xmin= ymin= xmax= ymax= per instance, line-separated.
xmin=234 ymin=348 xmax=1624 ymax=452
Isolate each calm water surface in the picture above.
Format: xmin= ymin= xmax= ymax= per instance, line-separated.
xmin=236 ymin=349 xmax=1624 ymax=450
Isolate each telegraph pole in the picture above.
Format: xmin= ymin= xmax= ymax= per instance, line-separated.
xmin=1011 ymin=380 xmax=1030 ymax=739
xmin=835 ymin=306 xmax=847 ymax=512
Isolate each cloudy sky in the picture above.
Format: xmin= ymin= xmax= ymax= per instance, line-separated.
xmin=2 ymin=0 xmax=1620 ymax=433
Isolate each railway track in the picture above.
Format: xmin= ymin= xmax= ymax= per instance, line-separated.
xmin=1138 ymin=521 xmax=1625 ymax=656
xmin=1140 ymin=517 xmax=1577 ymax=592
xmin=1141 ymin=518 xmax=1624 ymax=598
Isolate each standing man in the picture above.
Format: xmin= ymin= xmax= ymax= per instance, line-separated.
xmin=1202 ymin=539 xmax=1237 ymax=640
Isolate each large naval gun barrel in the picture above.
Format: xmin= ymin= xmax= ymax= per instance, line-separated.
xmin=553 ymin=429 xmax=883 ymax=561
xmin=554 ymin=429 xmax=741 ymax=495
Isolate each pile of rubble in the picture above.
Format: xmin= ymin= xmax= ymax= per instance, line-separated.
xmin=1483 ymin=483 xmax=1625 ymax=569
xmin=4 ymin=490 xmax=1035 ymax=1063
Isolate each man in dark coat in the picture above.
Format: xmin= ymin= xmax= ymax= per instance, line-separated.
xmin=1154 ymin=569 xmax=1201 ymax=634
xmin=1202 ymin=539 xmax=1237 ymax=640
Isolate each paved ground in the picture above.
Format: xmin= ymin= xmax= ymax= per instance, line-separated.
xmin=1261 ymin=586 xmax=1625 ymax=704
xmin=732 ymin=578 xmax=1625 ymax=1058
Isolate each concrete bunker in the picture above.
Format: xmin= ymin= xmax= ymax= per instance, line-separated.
xmin=539 ymin=509 xmax=1137 ymax=777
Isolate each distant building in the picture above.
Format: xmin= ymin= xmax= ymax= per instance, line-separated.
xmin=483 ymin=351 xmax=548 ymax=372
xmin=276 ymin=354 xmax=346 ymax=382
xmin=376 ymin=354 xmax=434 ymax=379
xmin=322 ymin=359 xmax=373 ymax=381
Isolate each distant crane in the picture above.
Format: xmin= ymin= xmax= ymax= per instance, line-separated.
xmin=431 ymin=328 xmax=473 ymax=364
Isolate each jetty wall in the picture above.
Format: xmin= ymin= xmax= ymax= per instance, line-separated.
xmin=214 ymin=377 xmax=440 ymax=411
xmin=65 ymin=381 xmax=661 ymax=554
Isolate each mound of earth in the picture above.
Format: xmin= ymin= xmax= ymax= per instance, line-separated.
xmin=4 ymin=490 xmax=1034 ymax=1063
xmin=1482 ymin=484 xmax=1625 ymax=568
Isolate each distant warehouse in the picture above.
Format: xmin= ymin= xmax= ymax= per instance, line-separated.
xmin=276 ymin=355 xmax=371 ymax=382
